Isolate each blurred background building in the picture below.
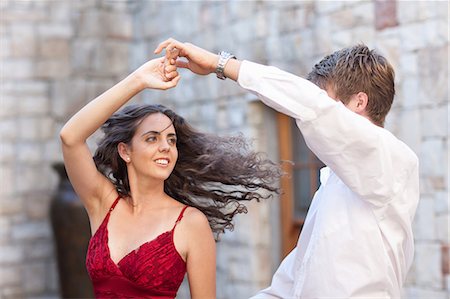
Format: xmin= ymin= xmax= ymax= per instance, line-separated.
xmin=0 ymin=0 xmax=448 ymax=298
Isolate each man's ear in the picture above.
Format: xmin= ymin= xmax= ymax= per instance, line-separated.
xmin=347 ymin=92 xmax=368 ymax=115
xmin=118 ymin=142 xmax=131 ymax=163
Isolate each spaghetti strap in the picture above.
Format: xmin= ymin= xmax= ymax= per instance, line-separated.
xmin=109 ymin=196 xmax=121 ymax=212
xmin=172 ymin=206 xmax=189 ymax=230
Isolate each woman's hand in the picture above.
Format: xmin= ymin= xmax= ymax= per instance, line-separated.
xmin=133 ymin=56 xmax=180 ymax=90
xmin=154 ymin=38 xmax=218 ymax=76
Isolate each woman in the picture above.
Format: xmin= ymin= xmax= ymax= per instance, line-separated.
xmin=60 ymin=55 xmax=280 ymax=298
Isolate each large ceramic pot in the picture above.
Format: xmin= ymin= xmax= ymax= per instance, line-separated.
xmin=50 ymin=162 xmax=94 ymax=298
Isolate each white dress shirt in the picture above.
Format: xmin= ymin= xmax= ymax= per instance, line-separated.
xmin=238 ymin=61 xmax=420 ymax=298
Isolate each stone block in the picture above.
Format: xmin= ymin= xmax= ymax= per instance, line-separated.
xmin=414 ymin=242 xmax=443 ymax=288
xmin=403 ymin=286 xmax=448 ymax=299
xmin=423 ymin=19 xmax=449 ymax=48
xmin=18 ymin=117 xmax=41 ymax=141
xmin=400 ymin=76 xmax=420 ymax=109
xmin=105 ymin=11 xmax=133 ymax=40
xmin=44 ymin=139 xmax=63 ymax=163
xmin=25 ymin=195 xmax=51 ymax=220
xmin=25 ymin=239 xmax=54 ymax=260
xmin=50 ymin=78 xmax=88 ymax=121
xmin=38 ymin=38 xmax=70 ymax=59
xmin=37 ymin=23 xmax=73 ymax=39
xmin=0 ymin=244 xmax=24 ymax=264
xmin=435 ymin=191 xmax=449 ymax=215
xmin=399 ymin=23 xmax=426 ymax=52
xmin=0 ymin=197 xmax=23 ymax=216
xmin=421 ymin=105 xmax=448 ymax=138
xmin=227 ymin=100 xmax=246 ymax=129
xmin=412 ymin=196 xmax=436 ymax=241
xmin=35 ymin=59 xmax=71 ymax=79
xmin=397 ymin=109 xmax=421 ymax=154
xmin=418 ymin=45 xmax=449 ymax=105
xmin=0 ymin=266 xmax=21 ymax=287
xmin=436 ymin=214 xmax=450 ymax=243
xmin=39 ymin=117 xmax=55 ymax=140
xmin=19 ymin=96 xmax=49 ymax=116
xmin=420 ymin=139 xmax=447 ymax=179
xmin=0 ymin=95 xmax=19 ymax=118
xmin=23 ymin=261 xmax=47 ymax=293
xmin=46 ymin=260 xmax=59 ymax=293
xmin=14 ymin=163 xmax=51 ymax=193
xmin=315 ymin=0 xmax=345 ymax=15
xmin=17 ymin=142 xmax=42 ymax=164
xmin=0 ymin=217 xmax=10 ymax=242
xmin=0 ymin=119 xmax=17 ymax=141
xmin=10 ymin=23 xmax=36 ymax=58
xmin=1 ymin=59 xmax=34 ymax=79
xmin=374 ymin=0 xmax=397 ymax=30
xmin=1 ymin=286 xmax=25 ymax=299
xmin=0 ymin=36 xmax=12 ymax=58
xmin=49 ymin=1 xmax=72 ymax=22
xmin=11 ymin=220 xmax=51 ymax=241
xmin=399 ymin=52 xmax=418 ymax=76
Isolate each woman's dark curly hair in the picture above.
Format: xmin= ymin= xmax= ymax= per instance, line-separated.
xmin=93 ymin=104 xmax=281 ymax=238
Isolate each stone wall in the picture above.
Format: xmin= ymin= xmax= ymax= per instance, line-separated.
xmin=0 ymin=1 xmax=133 ymax=298
xmin=0 ymin=0 xmax=448 ymax=298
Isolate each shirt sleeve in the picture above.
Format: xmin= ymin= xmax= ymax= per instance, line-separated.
xmin=238 ymin=60 xmax=418 ymax=207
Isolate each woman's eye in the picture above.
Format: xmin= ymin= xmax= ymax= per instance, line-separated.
xmin=146 ymin=136 xmax=157 ymax=142
xmin=168 ymin=138 xmax=177 ymax=145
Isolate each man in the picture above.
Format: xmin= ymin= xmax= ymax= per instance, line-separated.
xmin=155 ymin=39 xmax=420 ymax=298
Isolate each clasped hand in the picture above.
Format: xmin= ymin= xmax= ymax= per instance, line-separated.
xmin=133 ymin=38 xmax=218 ymax=90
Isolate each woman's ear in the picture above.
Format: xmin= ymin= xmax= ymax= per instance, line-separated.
xmin=118 ymin=142 xmax=131 ymax=163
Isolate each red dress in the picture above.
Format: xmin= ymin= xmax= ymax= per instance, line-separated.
xmin=86 ymin=197 xmax=188 ymax=298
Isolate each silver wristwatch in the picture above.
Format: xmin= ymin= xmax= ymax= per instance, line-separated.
xmin=215 ymin=51 xmax=236 ymax=80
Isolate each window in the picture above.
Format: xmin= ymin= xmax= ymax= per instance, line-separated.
xmin=277 ymin=113 xmax=324 ymax=257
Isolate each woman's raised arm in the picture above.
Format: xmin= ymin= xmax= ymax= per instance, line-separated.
xmin=59 ymin=57 xmax=180 ymax=215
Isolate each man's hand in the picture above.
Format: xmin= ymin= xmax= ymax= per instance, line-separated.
xmin=154 ymin=38 xmax=218 ymax=76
